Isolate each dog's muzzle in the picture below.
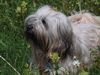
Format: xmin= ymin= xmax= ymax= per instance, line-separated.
xmin=26 ymin=25 xmax=33 ymax=31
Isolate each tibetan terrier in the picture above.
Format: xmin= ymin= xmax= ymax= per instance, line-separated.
xmin=25 ymin=5 xmax=100 ymax=75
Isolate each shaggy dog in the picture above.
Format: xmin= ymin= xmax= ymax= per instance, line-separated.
xmin=25 ymin=5 xmax=100 ymax=75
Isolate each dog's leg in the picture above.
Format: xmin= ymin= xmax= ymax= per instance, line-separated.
xmin=29 ymin=41 xmax=49 ymax=75
xmin=34 ymin=47 xmax=49 ymax=75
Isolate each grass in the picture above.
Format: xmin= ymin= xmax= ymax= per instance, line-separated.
xmin=0 ymin=0 xmax=100 ymax=75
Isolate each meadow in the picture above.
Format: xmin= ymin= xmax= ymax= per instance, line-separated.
xmin=0 ymin=0 xmax=100 ymax=75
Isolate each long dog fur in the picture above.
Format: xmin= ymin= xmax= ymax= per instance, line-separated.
xmin=25 ymin=5 xmax=100 ymax=75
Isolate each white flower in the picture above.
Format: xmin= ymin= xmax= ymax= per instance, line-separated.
xmin=73 ymin=56 xmax=80 ymax=67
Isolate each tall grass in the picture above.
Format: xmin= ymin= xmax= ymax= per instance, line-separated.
xmin=0 ymin=0 xmax=99 ymax=75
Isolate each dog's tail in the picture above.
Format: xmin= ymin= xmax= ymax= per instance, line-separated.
xmin=68 ymin=11 xmax=100 ymax=25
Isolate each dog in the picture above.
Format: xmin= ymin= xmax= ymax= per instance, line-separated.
xmin=25 ymin=5 xmax=100 ymax=75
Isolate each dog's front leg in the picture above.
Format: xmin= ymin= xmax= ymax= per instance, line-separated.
xmin=35 ymin=48 xmax=49 ymax=75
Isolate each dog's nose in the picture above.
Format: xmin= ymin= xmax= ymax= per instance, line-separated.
xmin=26 ymin=25 xmax=33 ymax=31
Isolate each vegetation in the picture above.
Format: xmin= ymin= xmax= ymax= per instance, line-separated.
xmin=0 ymin=0 xmax=100 ymax=75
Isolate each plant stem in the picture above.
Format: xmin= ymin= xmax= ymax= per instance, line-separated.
xmin=0 ymin=55 xmax=21 ymax=75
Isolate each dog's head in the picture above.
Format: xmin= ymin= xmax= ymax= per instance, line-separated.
xmin=25 ymin=5 xmax=73 ymax=59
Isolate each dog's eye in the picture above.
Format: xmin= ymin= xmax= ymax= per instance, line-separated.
xmin=42 ymin=19 xmax=46 ymax=25
xmin=42 ymin=19 xmax=48 ymax=30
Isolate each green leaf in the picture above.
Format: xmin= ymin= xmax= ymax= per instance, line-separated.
xmin=80 ymin=70 xmax=89 ymax=75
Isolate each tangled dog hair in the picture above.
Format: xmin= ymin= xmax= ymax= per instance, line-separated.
xmin=25 ymin=5 xmax=100 ymax=75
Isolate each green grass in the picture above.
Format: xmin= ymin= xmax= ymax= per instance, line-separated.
xmin=0 ymin=0 xmax=100 ymax=75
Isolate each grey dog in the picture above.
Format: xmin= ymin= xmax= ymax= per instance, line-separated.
xmin=25 ymin=5 xmax=100 ymax=75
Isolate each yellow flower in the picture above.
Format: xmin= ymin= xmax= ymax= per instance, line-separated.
xmin=21 ymin=1 xmax=28 ymax=14
xmin=53 ymin=7 xmax=58 ymax=11
xmin=27 ymin=44 xmax=30 ymax=48
xmin=16 ymin=1 xmax=28 ymax=14
xmin=16 ymin=7 xmax=21 ymax=13
xmin=21 ymin=1 xmax=27 ymax=8
xmin=50 ymin=52 xmax=60 ymax=63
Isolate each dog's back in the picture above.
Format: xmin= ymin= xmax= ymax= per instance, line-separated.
xmin=68 ymin=12 xmax=100 ymax=67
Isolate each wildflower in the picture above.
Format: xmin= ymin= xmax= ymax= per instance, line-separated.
xmin=27 ymin=44 xmax=30 ymax=48
xmin=16 ymin=7 xmax=21 ymax=13
xmin=73 ymin=56 xmax=80 ymax=67
xmin=21 ymin=1 xmax=27 ymax=8
xmin=15 ymin=1 xmax=27 ymax=14
xmin=50 ymin=52 xmax=60 ymax=63
xmin=21 ymin=1 xmax=27 ymax=14
xmin=53 ymin=7 xmax=58 ymax=11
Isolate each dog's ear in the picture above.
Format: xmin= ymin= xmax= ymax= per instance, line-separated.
xmin=58 ymin=13 xmax=73 ymax=45
xmin=57 ymin=13 xmax=74 ymax=58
